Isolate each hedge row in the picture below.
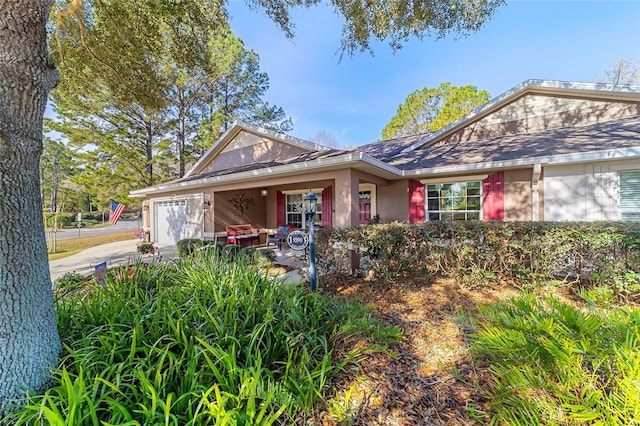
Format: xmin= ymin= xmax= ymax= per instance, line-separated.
xmin=315 ymin=221 xmax=640 ymax=299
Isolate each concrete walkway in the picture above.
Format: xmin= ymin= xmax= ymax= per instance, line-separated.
xmin=49 ymin=240 xmax=177 ymax=282
xmin=49 ymin=240 xmax=304 ymax=284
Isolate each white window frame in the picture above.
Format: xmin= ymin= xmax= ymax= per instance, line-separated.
xmin=425 ymin=180 xmax=482 ymax=221
xmin=285 ymin=191 xmax=322 ymax=228
xmin=619 ymin=170 xmax=640 ymax=221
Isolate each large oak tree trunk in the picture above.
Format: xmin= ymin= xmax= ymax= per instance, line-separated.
xmin=0 ymin=0 xmax=62 ymax=414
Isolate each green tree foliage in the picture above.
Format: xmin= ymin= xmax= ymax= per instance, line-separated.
xmin=381 ymin=82 xmax=490 ymax=140
xmin=183 ymin=32 xmax=293 ymax=173
xmin=248 ymin=0 xmax=505 ymax=56
xmin=40 ymin=137 xmax=76 ymax=212
xmin=49 ymin=0 xmax=293 ymax=193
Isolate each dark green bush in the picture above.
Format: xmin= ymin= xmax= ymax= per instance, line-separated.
xmin=196 ymin=241 xmax=225 ymax=257
xmin=81 ymin=213 xmax=104 ymax=221
xmin=316 ymin=222 xmax=640 ymax=299
xmin=176 ymin=238 xmax=204 ymax=257
xmin=177 ymin=239 xmax=225 ymax=258
xmin=222 ymin=243 xmax=244 ymax=261
xmin=45 ymin=214 xmax=72 ymax=228
xmin=54 ymin=272 xmax=89 ymax=290
xmin=241 ymin=246 xmax=276 ymax=269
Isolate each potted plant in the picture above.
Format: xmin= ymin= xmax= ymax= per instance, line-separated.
xmin=137 ymin=242 xmax=155 ymax=255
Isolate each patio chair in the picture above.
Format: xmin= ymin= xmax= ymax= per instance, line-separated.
xmin=267 ymin=225 xmax=289 ymax=249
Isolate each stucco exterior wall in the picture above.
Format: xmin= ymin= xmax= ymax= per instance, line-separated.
xmin=332 ymin=169 xmax=360 ymax=227
xmin=202 ymin=131 xmax=310 ymax=173
xmin=213 ymin=188 xmax=267 ymax=231
xmin=438 ymin=95 xmax=640 ymax=145
xmin=376 ymin=180 xmax=410 ymax=223
xmin=543 ymin=159 xmax=640 ymax=221
xmin=504 ymin=169 xmax=533 ymax=221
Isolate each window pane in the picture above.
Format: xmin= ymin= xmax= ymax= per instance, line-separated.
xmin=426 ymin=181 xmax=481 ymax=222
xmin=620 ymin=171 xmax=640 ymax=220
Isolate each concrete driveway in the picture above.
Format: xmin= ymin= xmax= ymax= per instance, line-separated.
xmin=48 ymin=240 xmax=304 ymax=285
xmin=49 ymin=240 xmax=177 ymax=281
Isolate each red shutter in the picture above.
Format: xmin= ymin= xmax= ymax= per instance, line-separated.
xmin=276 ymin=190 xmax=285 ymax=225
xmin=322 ymin=186 xmax=332 ymax=227
xmin=408 ymin=179 xmax=425 ymax=223
xmin=482 ymin=172 xmax=504 ymax=220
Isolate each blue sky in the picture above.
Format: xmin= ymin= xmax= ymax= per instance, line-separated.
xmin=226 ymin=0 xmax=640 ymax=147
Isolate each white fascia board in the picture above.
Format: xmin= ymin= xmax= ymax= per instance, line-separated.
xmin=130 ymin=152 xmax=403 ymax=197
xmin=400 ymin=79 xmax=640 ymax=154
xmin=184 ymin=121 xmax=332 ymax=178
xmin=403 ymin=146 xmax=640 ymax=178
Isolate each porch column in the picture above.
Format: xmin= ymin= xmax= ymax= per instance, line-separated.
xmin=333 ymin=169 xmax=360 ymax=227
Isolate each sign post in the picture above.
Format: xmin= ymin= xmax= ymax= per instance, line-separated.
xmin=304 ymin=190 xmax=318 ymax=292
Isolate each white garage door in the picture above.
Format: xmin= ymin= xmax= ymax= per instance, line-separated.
xmin=154 ymin=197 xmax=203 ymax=245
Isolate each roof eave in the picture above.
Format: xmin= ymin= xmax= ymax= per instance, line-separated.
xmin=130 ymin=152 xmax=402 ymax=197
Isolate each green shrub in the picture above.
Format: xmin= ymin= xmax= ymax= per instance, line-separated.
xmin=54 ymin=272 xmax=89 ymax=291
xmin=316 ymin=222 xmax=640 ymax=298
xmin=176 ymin=238 xmax=205 ymax=257
xmin=81 ymin=213 xmax=103 ymax=221
xmin=470 ymin=295 xmax=640 ymax=425
xmin=45 ymin=214 xmax=72 ymax=228
xmin=3 ymin=257 xmax=401 ymax=425
xmin=241 ymin=247 xmax=276 ymax=269
xmin=194 ymin=241 xmax=225 ymax=258
xmin=222 ymin=243 xmax=244 ymax=261
xmin=177 ymin=239 xmax=224 ymax=258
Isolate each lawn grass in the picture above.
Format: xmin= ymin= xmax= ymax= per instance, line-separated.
xmin=47 ymin=231 xmax=136 ymax=261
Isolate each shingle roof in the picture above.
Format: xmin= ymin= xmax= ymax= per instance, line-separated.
xmin=382 ymin=115 xmax=640 ymax=170
xmin=162 ymin=115 xmax=640 ymax=187
xmin=179 ymin=148 xmax=352 ymax=183
xmin=354 ymin=133 xmax=430 ymax=162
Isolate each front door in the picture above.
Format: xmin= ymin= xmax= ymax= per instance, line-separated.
xmin=359 ymin=191 xmax=371 ymax=225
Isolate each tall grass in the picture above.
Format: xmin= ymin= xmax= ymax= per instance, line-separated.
xmin=471 ymin=294 xmax=640 ymax=425
xmin=4 ymin=252 xmax=401 ymax=425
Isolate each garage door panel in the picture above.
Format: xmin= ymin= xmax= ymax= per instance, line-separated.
xmin=155 ymin=198 xmax=203 ymax=245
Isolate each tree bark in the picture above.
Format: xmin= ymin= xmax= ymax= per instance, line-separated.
xmin=0 ymin=0 xmax=62 ymax=415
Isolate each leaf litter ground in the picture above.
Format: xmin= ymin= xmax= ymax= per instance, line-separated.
xmin=310 ymin=274 xmax=520 ymax=425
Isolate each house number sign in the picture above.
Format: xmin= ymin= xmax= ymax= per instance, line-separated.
xmin=287 ymin=230 xmax=309 ymax=251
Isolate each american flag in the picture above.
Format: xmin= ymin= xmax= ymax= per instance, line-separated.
xmin=109 ymin=200 xmax=126 ymax=225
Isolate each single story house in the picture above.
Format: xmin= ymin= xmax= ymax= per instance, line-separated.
xmin=130 ymin=79 xmax=640 ymax=245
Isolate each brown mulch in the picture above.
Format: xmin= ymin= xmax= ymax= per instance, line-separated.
xmin=309 ymin=274 xmax=520 ymax=425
